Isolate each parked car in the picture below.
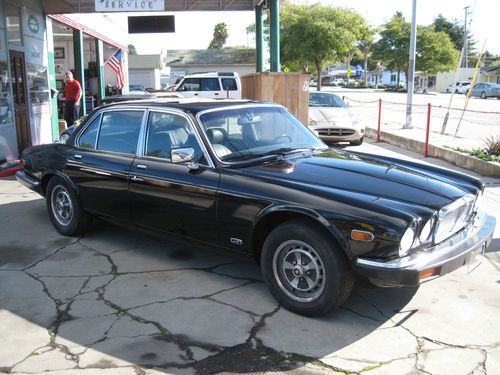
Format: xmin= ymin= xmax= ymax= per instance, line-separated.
xmin=173 ymin=72 xmax=241 ymax=99
xmin=309 ymin=78 xmax=318 ymax=87
xmin=308 ymin=92 xmax=365 ymax=145
xmin=17 ymin=99 xmax=495 ymax=317
xmin=469 ymin=82 xmax=500 ymax=99
xmin=320 ymin=76 xmax=336 ymax=86
xmin=446 ymin=81 xmax=471 ymax=94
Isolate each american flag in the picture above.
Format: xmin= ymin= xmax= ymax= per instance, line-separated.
xmin=106 ymin=49 xmax=125 ymax=89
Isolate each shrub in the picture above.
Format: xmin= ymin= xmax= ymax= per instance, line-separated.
xmin=484 ymin=135 xmax=500 ymax=156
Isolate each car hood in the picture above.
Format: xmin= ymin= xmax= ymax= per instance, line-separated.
xmin=309 ymin=107 xmax=358 ymax=126
xmin=241 ymin=149 xmax=474 ymax=212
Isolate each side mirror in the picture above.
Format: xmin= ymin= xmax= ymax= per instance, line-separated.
xmin=171 ymin=147 xmax=195 ymax=164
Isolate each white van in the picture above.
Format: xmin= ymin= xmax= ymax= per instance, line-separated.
xmin=173 ymin=72 xmax=241 ymax=99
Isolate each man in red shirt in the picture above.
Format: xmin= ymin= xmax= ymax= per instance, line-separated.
xmin=64 ymin=71 xmax=82 ymax=126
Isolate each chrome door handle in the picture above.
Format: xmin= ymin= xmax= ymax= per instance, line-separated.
xmin=73 ymin=154 xmax=82 ymax=159
xmin=131 ymin=175 xmax=143 ymax=182
xmin=136 ymin=164 xmax=147 ymax=170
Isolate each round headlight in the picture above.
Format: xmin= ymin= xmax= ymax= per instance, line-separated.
xmin=419 ymin=218 xmax=434 ymax=244
xmin=399 ymin=226 xmax=416 ymax=257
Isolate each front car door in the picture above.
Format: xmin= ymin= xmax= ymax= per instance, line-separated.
xmin=129 ymin=109 xmax=220 ymax=242
xmin=64 ymin=109 xmax=146 ymax=220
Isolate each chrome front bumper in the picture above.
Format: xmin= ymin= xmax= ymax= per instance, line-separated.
xmin=355 ymin=209 xmax=496 ymax=287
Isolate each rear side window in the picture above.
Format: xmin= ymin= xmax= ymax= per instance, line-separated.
xmin=97 ymin=111 xmax=143 ymax=154
xmin=221 ymin=78 xmax=237 ymax=91
xmin=201 ymin=78 xmax=221 ymax=91
xmin=78 ymin=116 xmax=101 ymax=149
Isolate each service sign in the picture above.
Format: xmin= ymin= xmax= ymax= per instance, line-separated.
xmin=95 ymin=0 xmax=164 ymax=12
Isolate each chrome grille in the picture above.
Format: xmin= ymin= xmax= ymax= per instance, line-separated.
xmin=434 ymin=194 xmax=476 ymax=244
xmin=318 ymin=129 xmax=355 ymax=136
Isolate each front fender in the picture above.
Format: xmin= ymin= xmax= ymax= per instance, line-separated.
xmin=251 ymin=204 xmax=350 ymax=259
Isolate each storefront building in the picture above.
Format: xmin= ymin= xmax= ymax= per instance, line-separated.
xmin=0 ymin=0 xmax=128 ymax=162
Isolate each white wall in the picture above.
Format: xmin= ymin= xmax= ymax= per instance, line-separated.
xmin=435 ymin=68 xmax=475 ymax=93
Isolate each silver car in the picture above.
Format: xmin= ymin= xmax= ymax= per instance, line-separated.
xmin=308 ymin=92 xmax=365 ymax=145
xmin=470 ymin=82 xmax=500 ymax=99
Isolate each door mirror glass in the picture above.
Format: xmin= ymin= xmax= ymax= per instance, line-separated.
xmin=171 ymin=147 xmax=195 ymax=163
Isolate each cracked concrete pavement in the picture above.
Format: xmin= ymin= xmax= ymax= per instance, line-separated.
xmin=1 ymin=139 xmax=499 ymax=375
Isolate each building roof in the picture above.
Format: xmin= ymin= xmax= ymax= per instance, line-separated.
xmin=482 ymin=66 xmax=500 ymax=76
xmin=165 ymin=49 xmax=256 ymax=66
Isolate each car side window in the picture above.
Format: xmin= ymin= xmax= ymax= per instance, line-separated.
xmin=179 ymin=78 xmax=200 ymax=91
xmin=145 ymin=112 xmax=207 ymax=165
xmin=78 ymin=115 xmax=100 ymax=149
xmin=200 ymin=78 xmax=221 ymax=91
xmin=96 ymin=111 xmax=143 ymax=155
xmin=221 ymin=78 xmax=237 ymax=91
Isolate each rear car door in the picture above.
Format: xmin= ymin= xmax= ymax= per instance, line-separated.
xmin=65 ymin=109 xmax=145 ymax=220
xmin=129 ymin=109 xmax=220 ymax=242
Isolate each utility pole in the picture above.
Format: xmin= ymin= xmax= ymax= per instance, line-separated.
xmin=464 ymin=6 xmax=470 ymax=69
xmin=404 ymin=0 xmax=417 ymax=129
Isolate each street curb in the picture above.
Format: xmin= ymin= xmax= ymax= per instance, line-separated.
xmin=365 ymin=128 xmax=500 ymax=178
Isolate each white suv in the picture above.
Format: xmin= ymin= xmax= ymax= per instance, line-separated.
xmin=174 ymin=72 xmax=241 ymax=99
xmin=446 ymin=81 xmax=471 ymax=94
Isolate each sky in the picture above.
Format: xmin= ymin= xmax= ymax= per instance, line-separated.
xmin=123 ymin=0 xmax=500 ymax=55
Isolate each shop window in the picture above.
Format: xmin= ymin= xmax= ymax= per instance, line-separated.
xmin=5 ymin=4 xmax=22 ymax=46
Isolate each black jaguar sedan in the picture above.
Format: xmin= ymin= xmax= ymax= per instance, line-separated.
xmin=17 ymin=99 xmax=496 ymax=316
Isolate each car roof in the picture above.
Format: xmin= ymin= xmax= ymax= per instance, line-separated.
xmin=98 ymin=98 xmax=272 ymax=115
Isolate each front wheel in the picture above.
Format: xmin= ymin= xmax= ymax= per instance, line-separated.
xmin=46 ymin=177 xmax=91 ymax=236
xmin=261 ymin=219 xmax=354 ymax=316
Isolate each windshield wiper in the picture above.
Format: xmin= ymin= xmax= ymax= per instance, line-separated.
xmin=259 ymin=146 xmax=321 ymax=158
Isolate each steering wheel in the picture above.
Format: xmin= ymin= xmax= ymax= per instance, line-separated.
xmin=272 ymin=134 xmax=292 ymax=144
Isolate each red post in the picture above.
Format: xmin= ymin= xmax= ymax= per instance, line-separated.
xmin=377 ymin=99 xmax=382 ymax=142
xmin=425 ymin=103 xmax=431 ymax=157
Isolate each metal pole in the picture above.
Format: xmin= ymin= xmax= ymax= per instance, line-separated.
xmin=255 ymin=4 xmax=264 ymax=73
xmin=377 ymin=99 xmax=382 ymax=142
xmin=404 ymin=0 xmax=417 ymax=129
xmin=425 ymin=103 xmax=431 ymax=157
xmin=464 ymin=6 xmax=470 ymax=69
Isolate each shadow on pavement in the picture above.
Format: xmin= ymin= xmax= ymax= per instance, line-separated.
xmin=0 ymin=198 xmax=418 ymax=374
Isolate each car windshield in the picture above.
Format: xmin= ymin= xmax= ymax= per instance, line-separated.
xmin=198 ymin=106 xmax=326 ymax=162
xmin=309 ymin=93 xmax=347 ymax=108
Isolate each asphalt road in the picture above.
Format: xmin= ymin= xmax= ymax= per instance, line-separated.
xmin=1 ymin=139 xmax=499 ymax=375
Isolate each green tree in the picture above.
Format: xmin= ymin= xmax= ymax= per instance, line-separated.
xmin=373 ymin=13 xmax=458 ymax=87
xmin=280 ymin=3 xmax=366 ymax=91
xmin=127 ymin=44 xmax=137 ymax=55
xmin=208 ymin=22 xmax=229 ymax=49
xmin=432 ymin=14 xmax=475 ymax=67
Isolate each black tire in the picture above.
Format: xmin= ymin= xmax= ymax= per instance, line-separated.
xmin=481 ymin=92 xmax=486 ymax=99
xmin=260 ymin=219 xmax=354 ymax=316
xmin=350 ymin=136 xmax=364 ymax=146
xmin=46 ymin=176 xmax=91 ymax=236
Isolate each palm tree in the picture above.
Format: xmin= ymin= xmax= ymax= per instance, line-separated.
xmin=208 ymin=22 xmax=229 ymax=49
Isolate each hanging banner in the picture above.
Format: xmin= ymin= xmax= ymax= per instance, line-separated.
xmin=95 ymin=0 xmax=165 ymax=12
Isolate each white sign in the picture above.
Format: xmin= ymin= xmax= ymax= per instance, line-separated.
xmin=95 ymin=0 xmax=164 ymax=12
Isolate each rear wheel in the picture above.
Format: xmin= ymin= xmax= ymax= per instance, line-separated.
xmin=350 ymin=137 xmax=364 ymax=146
xmin=481 ymin=91 xmax=487 ymax=99
xmin=46 ymin=177 xmax=91 ymax=236
xmin=261 ymin=219 xmax=354 ymax=316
